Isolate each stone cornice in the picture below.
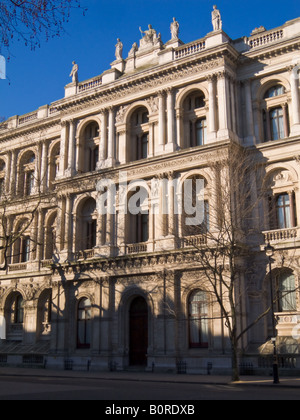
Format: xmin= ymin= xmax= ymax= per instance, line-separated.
xmin=0 ymin=116 xmax=61 ymax=143
xmin=241 ymin=36 xmax=300 ymax=62
xmin=56 ymin=45 xmax=238 ymax=117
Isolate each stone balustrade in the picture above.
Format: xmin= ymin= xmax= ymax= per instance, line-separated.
xmin=248 ymin=29 xmax=284 ymax=48
xmin=263 ymin=227 xmax=299 ymax=243
xmin=175 ymin=39 xmax=206 ymax=59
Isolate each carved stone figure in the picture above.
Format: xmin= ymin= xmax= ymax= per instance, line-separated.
xmin=139 ymin=24 xmax=158 ymax=47
xmin=212 ymin=5 xmax=222 ymax=31
xmin=128 ymin=42 xmax=138 ymax=57
xmin=69 ymin=61 xmax=78 ymax=84
xmin=115 ymin=38 xmax=123 ymax=60
xmin=170 ymin=17 xmax=179 ymax=39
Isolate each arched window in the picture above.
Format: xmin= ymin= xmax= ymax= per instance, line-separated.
xmin=264 ymin=85 xmax=286 ymax=99
xmin=49 ymin=142 xmax=60 ymax=189
xmin=14 ymin=230 xmax=31 ymax=264
xmin=183 ymin=91 xmax=207 ymax=148
xmin=79 ymin=122 xmax=100 ymax=173
xmin=14 ymin=294 xmax=24 ymax=324
xmin=262 ymin=84 xmax=289 ymax=142
xmin=37 ymin=290 xmax=52 ymax=339
xmin=77 ymin=298 xmax=92 ymax=349
xmin=277 ymin=272 xmax=297 ymax=312
xmin=182 ymin=175 xmax=209 ymax=237
xmin=79 ymin=198 xmax=97 ymax=252
xmin=19 ymin=152 xmax=36 ymax=196
xmin=129 ymin=107 xmax=149 ymax=162
xmin=126 ymin=187 xmax=149 ymax=245
xmin=45 ymin=213 xmax=57 ymax=260
xmin=268 ymin=192 xmax=296 ymax=230
xmin=188 ymin=290 xmax=209 ymax=348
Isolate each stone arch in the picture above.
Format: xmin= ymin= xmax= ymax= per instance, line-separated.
xmin=176 ymin=83 xmax=209 ymax=109
xmin=256 ymin=75 xmax=290 ymax=102
xmin=77 ymin=117 xmax=101 ymax=173
xmin=73 ymin=195 xmax=97 ymax=252
xmin=118 ymin=286 xmax=154 ymax=367
xmin=48 ymin=140 xmax=60 ymax=189
xmin=123 ymin=101 xmax=152 ymax=124
xmin=123 ymin=102 xmax=151 ymax=163
xmin=44 ymin=209 xmax=58 ymax=260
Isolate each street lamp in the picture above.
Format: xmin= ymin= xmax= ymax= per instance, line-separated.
xmin=264 ymin=242 xmax=280 ymax=384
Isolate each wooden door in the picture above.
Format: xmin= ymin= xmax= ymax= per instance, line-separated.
xmin=129 ymin=297 xmax=148 ymax=366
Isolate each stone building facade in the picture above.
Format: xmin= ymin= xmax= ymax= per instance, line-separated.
xmin=0 ymin=12 xmax=300 ymax=373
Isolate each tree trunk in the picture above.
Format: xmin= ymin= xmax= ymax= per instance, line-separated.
xmin=231 ymin=338 xmax=240 ymax=382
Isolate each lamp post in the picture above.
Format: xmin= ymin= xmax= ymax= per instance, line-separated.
xmin=264 ymin=242 xmax=280 ymax=384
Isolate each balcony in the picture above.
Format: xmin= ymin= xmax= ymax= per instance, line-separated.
xmin=262 ymin=227 xmax=300 ymax=245
xmin=126 ymin=242 xmax=148 ymax=255
xmin=182 ymin=234 xmax=207 ymax=248
xmin=8 ymin=263 xmax=28 ymax=272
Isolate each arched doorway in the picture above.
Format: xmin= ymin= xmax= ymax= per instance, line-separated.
xmin=129 ymin=296 xmax=148 ymax=366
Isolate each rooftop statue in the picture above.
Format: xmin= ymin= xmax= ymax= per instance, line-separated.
xmin=139 ymin=24 xmax=162 ymax=48
xmin=115 ymin=38 xmax=123 ymax=60
xmin=128 ymin=42 xmax=138 ymax=58
xmin=212 ymin=5 xmax=222 ymax=31
xmin=69 ymin=61 xmax=78 ymax=84
xmin=170 ymin=17 xmax=180 ymax=39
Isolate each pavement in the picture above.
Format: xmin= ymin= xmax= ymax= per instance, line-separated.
xmin=0 ymin=367 xmax=300 ymax=388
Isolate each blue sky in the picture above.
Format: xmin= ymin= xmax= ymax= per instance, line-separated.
xmin=1 ymin=0 xmax=299 ymax=120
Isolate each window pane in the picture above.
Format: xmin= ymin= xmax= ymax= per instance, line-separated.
xmin=195 ymin=119 xmax=207 ymax=146
xmin=279 ymin=274 xmax=296 ymax=311
xmin=270 ymin=108 xmax=284 ymax=140
xmin=189 ymin=291 xmax=208 ymax=348
xmin=276 ymin=194 xmax=291 ymax=229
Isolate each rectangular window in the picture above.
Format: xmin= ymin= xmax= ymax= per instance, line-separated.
xmin=276 ymin=194 xmax=291 ymax=229
xmin=270 ymin=108 xmax=284 ymax=140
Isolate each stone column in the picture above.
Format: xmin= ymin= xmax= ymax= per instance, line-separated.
xmin=244 ymin=80 xmax=256 ymax=145
xmin=282 ymin=103 xmax=289 ymax=138
xmin=217 ymin=71 xmax=230 ymax=139
xmin=9 ymin=150 xmax=17 ymax=196
xmin=97 ymin=110 xmax=107 ymax=169
xmin=5 ymin=151 xmax=12 ymax=196
xmin=176 ymin=108 xmax=184 ymax=149
xmin=65 ymin=119 xmax=76 ymax=177
xmin=40 ymin=140 xmax=48 ymax=192
xmin=168 ymin=172 xmax=175 ymax=236
xmin=157 ymin=91 xmax=166 ymax=153
xmin=230 ymin=78 xmax=237 ymax=134
xmin=58 ymin=121 xmax=68 ymax=178
xmin=105 ymin=107 xmax=116 ymax=167
xmin=165 ymin=88 xmax=176 ymax=153
xmin=148 ymin=122 xmax=155 ymax=158
xmin=105 ymin=188 xmax=113 ymax=245
xmin=290 ymin=65 xmax=300 ymax=134
xmin=207 ymin=75 xmax=217 ymax=141
xmin=289 ymin=191 xmax=296 ymax=228
xmin=64 ymin=193 xmax=72 ymax=253
xmin=36 ymin=208 xmax=45 ymax=262
xmin=33 ymin=145 xmax=40 ymax=194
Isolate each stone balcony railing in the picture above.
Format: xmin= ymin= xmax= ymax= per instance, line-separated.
xmin=175 ymin=39 xmax=206 ymax=60
xmin=263 ymin=227 xmax=299 ymax=243
xmin=8 ymin=263 xmax=28 ymax=272
xmin=247 ymin=28 xmax=284 ymax=49
xmin=182 ymin=234 xmax=208 ymax=248
xmin=126 ymin=242 xmax=148 ymax=255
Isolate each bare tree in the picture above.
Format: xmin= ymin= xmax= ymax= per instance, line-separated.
xmin=0 ymin=0 xmax=86 ymax=54
xmin=178 ymin=143 xmax=269 ymax=381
